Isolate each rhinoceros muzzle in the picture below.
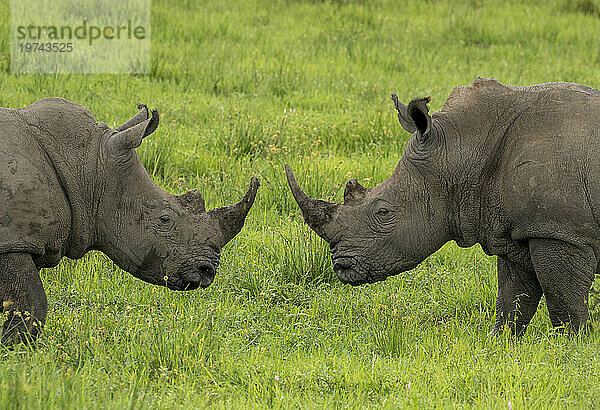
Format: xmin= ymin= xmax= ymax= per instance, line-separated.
xmin=332 ymin=257 xmax=361 ymax=285
xmin=176 ymin=262 xmax=217 ymax=291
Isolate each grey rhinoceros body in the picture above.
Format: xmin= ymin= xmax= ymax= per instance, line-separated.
xmin=0 ymin=98 xmax=259 ymax=344
xmin=286 ymin=77 xmax=600 ymax=335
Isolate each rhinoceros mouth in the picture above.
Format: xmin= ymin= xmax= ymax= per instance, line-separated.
xmin=171 ymin=262 xmax=217 ymax=291
xmin=332 ymin=254 xmax=420 ymax=286
xmin=334 ymin=266 xmax=387 ymax=286
xmin=336 ymin=268 xmax=365 ymax=285
xmin=332 ymin=256 xmax=367 ymax=285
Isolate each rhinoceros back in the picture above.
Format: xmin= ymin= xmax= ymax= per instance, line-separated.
xmin=441 ymin=77 xmax=600 ymax=247
xmin=0 ymin=106 xmax=71 ymax=267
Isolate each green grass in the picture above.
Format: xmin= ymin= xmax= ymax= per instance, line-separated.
xmin=2 ymin=0 xmax=600 ymax=407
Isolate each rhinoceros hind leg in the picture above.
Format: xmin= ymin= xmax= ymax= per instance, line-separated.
xmin=494 ymin=256 xmax=543 ymax=336
xmin=0 ymin=252 xmax=47 ymax=346
xmin=529 ymin=239 xmax=596 ymax=332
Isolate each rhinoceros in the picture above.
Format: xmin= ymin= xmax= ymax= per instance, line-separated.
xmin=0 ymin=98 xmax=259 ymax=344
xmin=286 ymin=77 xmax=600 ymax=335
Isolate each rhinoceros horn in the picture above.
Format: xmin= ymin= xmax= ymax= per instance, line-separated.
xmin=208 ymin=176 xmax=260 ymax=247
xmin=343 ymin=178 xmax=368 ymax=205
xmin=285 ymin=164 xmax=339 ymax=240
xmin=177 ymin=189 xmax=206 ymax=214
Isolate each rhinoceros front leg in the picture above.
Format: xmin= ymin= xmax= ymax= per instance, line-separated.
xmin=493 ymin=256 xmax=543 ymax=336
xmin=0 ymin=253 xmax=47 ymax=345
xmin=529 ymin=239 xmax=596 ymax=332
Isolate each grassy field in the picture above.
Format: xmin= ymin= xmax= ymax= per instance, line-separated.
xmin=2 ymin=0 xmax=600 ymax=407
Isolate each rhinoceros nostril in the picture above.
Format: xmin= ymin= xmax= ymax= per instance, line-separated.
xmin=198 ymin=264 xmax=216 ymax=288
xmin=179 ymin=263 xmax=216 ymax=290
xmin=181 ymin=270 xmax=201 ymax=290
xmin=332 ymin=257 xmax=353 ymax=271
xmin=332 ymin=258 xmax=365 ymax=285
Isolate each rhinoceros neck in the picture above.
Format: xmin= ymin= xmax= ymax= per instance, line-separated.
xmin=92 ymin=157 xmax=168 ymax=274
xmin=436 ymin=90 xmax=527 ymax=249
xmin=447 ymin=179 xmax=483 ymax=248
xmin=392 ymin=156 xmax=458 ymax=249
xmin=17 ymin=99 xmax=108 ymax=259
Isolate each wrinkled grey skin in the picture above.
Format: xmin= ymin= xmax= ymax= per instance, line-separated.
xmin=286 ymin=77 xmax=600 ymax=335
xmin=0 ymin=98 xmax=259 ymax=344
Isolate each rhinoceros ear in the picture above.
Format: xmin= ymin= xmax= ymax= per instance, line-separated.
xmin=391 ymin=94 xmax=416 ymax=134
xmin=116 ymin=103 xmax=149 ymax=131
xmin=407 ymin=97 xmax=432 ymax=141
xmin=107 ymin=108 xmax=159 ymax=152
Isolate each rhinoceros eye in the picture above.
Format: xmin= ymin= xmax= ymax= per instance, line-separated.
xmin=376 ymin=208 xmax=389 ymax=216
xmin=370 ymin=201 xmax=397 ymax=233
xmin=156 ymin=210 xmax=175 ymax=234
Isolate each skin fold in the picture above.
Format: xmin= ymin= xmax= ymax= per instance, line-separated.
xmin=0 ymin=98 xmax=259 ymax=345
xmin=286 ymin=77 xmax=600 ymax=335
